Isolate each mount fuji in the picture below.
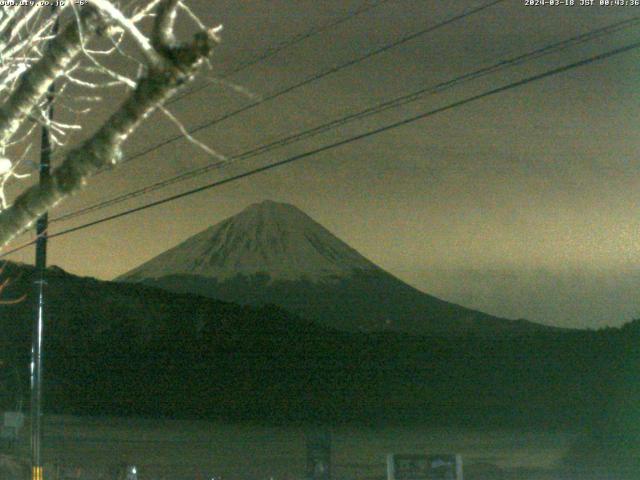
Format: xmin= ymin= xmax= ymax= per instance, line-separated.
xmin=119 ymin=200 xmax=548 ymax=334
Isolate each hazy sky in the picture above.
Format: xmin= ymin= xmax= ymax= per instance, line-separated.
xmin=4 ymin=0 xmax=640 ymax=328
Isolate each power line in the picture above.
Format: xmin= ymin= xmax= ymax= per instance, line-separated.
xmin=51 ymin=15 xmax=640 ymax=223
xmin=23 ymin=1 xmax=393 ymax=226
xmin=115 ymin=0 xmax=506 ymax=169
xmin=167 ymin=0 xmax=393 ymax=106
xmin=0 ymin=0 xmax=501 ymax=254
xmin=3 ymin=37 xmax=638 ymax=258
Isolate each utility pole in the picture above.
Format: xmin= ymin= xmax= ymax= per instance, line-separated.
xmin=31 ymin=8 xmax=57 ymax=480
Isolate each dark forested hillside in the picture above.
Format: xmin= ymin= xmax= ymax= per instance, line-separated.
xmin=0 ymin=262 xmax=636 ymax=436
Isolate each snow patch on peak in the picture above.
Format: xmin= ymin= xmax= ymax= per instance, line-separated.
xmin=121 ymin=201 xmax=379 ymax=283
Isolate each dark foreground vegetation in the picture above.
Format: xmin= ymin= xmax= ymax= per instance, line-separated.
xmin=0 ymin=262 xmax=638 ymax=474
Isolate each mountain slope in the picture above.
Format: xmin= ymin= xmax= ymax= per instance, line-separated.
xmin=0 ymin=262 xmax=616 ymax=427
xmin=119 ymin=200 xmax=550 ymax=334
xmin=0 ymin=261 xmax=330 ymax=416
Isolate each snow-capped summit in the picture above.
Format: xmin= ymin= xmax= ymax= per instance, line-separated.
xmin=121 ymin=200 xmax=378 ymax=283
xmin=120 ymin=200 xmax=550 ymax=334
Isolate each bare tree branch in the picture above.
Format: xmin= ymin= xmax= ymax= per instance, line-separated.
xmin=153 ymin=0 xmax=180 ymax=49
xmin=0 ymin=1 xmax=219 ymax=248
xmin=88 ymin=0 xmax=164 ymax=67
xmin=0 ymin=7 xmax=103 ymax=148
